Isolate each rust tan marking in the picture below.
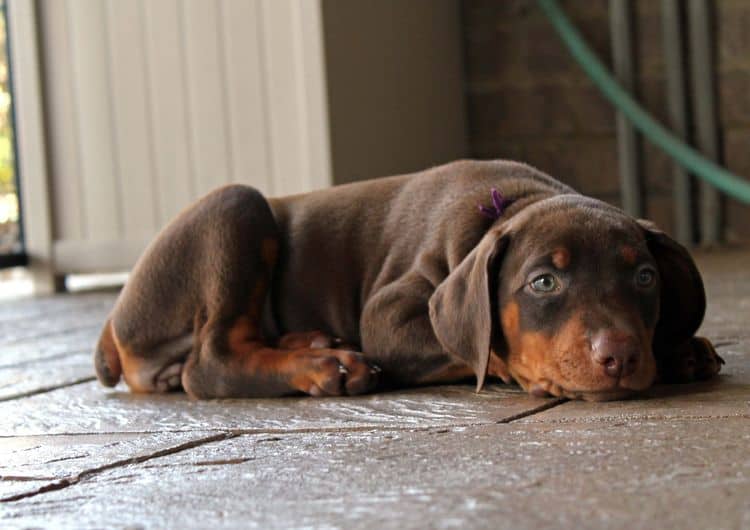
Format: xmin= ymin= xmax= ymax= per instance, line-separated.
xmin=417 ymin=361 xmax=474 ymax=384
xmin=503 ymin=308 xmax=657 ymax=399
xmin=234 ymin=346 xmax=374 ymax=396
xmin=527 ymin=315 xmax=594 ymax=392
xmin=620 ymin=245 xmax=638 ymax=265
xmin=551 ymin=247 xmax=570 ymax=269
xmin=500 ymin=302 xmax=532 ymax=387
xmin=546 ymin=313 xmax=591 ymax=382
xmin=95 ymin=319 xmax=122 ymax=385
xmin=111 ymin=326 xmax=150 ymax=393
xmin=279 ymin=348 xmax=344 ymax=394
xmin=276 ymin=349 xmax=316 ymax=390
xmin=487 ymin=350 xmax=512 ymax=383
xmin=227 ymin=315 xmax=261 ymax=356
xmin=261 ymin=237 xmax=279 ymax=268
xmin=503 ymin=302 xmax=577 ymax=394
xmin=513 ymin=331 xmax=556 ymax=391
xmin=500 ymin=302 xmax=520 ymax=340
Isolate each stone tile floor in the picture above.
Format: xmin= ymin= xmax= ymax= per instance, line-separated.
xmin=0 ymin=249 xmax=748 ymax=529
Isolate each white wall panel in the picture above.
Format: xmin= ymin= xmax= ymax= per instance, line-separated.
xmin=181 ymin=0 xmax=232 ymax=196
xmin=66 ymin=0 xmax=121 ymax=241
xmin=106 ymin=0 xmax=158 ymax=239
xmin=142 ymin=0 xmax=195 ymax=223
xmin=37 ymin=0 xmax=83 ymax=242
xmin=36 ymin=0 xmax=332 ymax=273
xmin=221 ymin=0 xmax=273 ymax=193
xmin=259 ymin=0 xmax=331 ymax=196
xmin=29 ymin=0 xmax=466 ymax=279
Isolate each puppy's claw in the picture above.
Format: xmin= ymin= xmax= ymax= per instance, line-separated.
xmin=295 ymin=350 xmax=379 ymax=397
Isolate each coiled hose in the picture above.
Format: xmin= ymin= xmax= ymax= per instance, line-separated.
xmin=538 ymin=0 xmax=750 ymax=204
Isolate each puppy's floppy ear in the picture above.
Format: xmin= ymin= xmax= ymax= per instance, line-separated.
xmin=638 ymin=220 xmax=706 ymax=347
xmin=429 ymin=228 xmax=507 ymax=391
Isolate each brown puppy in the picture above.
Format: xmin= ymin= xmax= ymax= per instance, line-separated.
xmin=94 ymin=160 xmax=723 ymax=401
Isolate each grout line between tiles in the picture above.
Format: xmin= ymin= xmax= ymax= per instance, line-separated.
xmin=0 ymin=432 xmax=238 ymax=503
xmin=0 ymin=376 xmax=96 ymax=403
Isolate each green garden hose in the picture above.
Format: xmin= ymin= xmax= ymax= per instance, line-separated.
xmin=537 ymin=0 xmax=750 ymax=204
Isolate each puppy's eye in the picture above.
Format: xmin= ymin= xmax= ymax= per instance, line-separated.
xmin=529 ymin=274 xmax=559 ymax=293
xmin=636 ymin=265 xmax=657 ymax=288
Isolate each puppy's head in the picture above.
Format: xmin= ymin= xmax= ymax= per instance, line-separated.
xmin=429 ymin=195 xmax=705 ymax=401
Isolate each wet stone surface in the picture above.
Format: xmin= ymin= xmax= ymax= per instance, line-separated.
xmin=3 ymin=419 xmax=749 ymax=529
xmin=0 ymin=381 xmax=554 ymax=436
xmin=0 ymin=431 xmax=221 ymax=499
xmin=0 ymin=250 xmax=748 ymax=529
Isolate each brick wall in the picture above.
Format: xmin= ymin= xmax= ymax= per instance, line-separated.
xmin=462 ymin=0 xmax=750 ymax=243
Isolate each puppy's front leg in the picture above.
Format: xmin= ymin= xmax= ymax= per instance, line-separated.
xmin=361 ymin=274 xmax=508 ymax=387
xmin=182 ymin=315 xmax=379 ymax=398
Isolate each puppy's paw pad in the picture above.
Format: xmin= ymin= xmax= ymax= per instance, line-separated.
xmin=300 ymin=350 xmax=380 ymax=397
xmin=155 ymin=362 xmax=183 ymax=393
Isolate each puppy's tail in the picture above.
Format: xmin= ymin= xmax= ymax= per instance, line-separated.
xmin=94 ymin=318 xmax=122 ymax=387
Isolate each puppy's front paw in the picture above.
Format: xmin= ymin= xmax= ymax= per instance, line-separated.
xmin=658 ymin=336 xmax=725 ymax=383
xmin=690 ymin=337 xmax=725 ymax=380
xmin=288 ymin=349 xmax=381 ymax=397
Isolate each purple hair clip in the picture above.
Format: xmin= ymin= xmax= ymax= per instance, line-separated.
xmin=478 ymin=188 xmax=513 ymax=220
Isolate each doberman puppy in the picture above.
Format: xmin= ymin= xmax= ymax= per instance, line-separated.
xmin=94 ymin=160 xmax=723 ymax=401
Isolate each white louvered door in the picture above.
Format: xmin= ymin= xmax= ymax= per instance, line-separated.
xmin=36 ymin=0 xmax=331 ymax=274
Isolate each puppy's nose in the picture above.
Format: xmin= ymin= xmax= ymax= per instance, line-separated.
xmin=591 ymin=330 xmax=639 ymax=378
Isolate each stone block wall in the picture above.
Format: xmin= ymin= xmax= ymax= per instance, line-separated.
xmin=462 ymin=0 xmax=750 ymax=242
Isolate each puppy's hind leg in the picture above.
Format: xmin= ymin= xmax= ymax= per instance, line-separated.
xmin=94 ymin=318 xmax=122 ymax=387
xmin=95 ymin=185 xmax=280 ymax=394
xmin=143 ymin=187 xmax=379 ymax=398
